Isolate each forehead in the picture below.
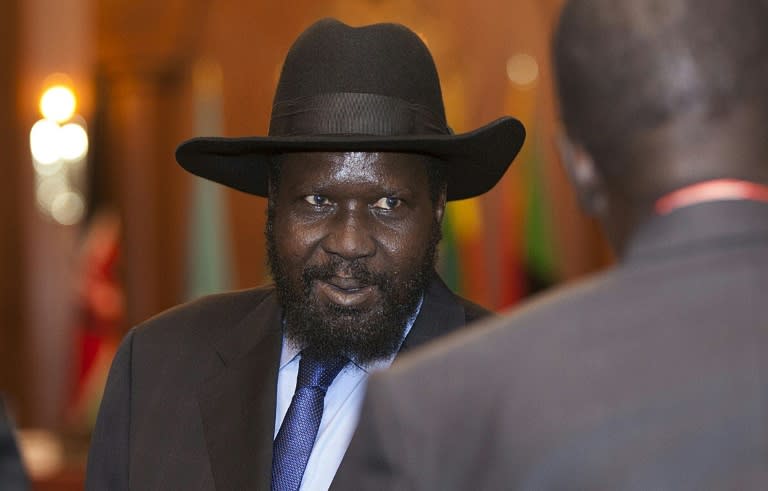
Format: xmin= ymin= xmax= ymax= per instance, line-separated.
xmin=276 ymin=152 xmax=431 ymax=191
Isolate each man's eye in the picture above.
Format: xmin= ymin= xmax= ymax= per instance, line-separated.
xmin=372 ymin=197 xmax=402 ymax=210
xmin=304 ymin=195 xmax=330 ymax=206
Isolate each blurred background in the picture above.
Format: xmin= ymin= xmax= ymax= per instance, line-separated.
xmin=1 ymin=0 xmax=612 ymax=487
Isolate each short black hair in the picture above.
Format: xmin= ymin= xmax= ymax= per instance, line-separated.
xmin=554 ymin=0 xmax=768 ymax=175
xmin=267 ymin=153 xmax=447 ymax=205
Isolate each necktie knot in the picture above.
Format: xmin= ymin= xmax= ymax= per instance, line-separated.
xmin=296 ymin=353 xmax=348 ymax=392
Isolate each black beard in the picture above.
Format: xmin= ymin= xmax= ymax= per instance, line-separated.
xmin=266 ymin=209 xmax=441 ymax=365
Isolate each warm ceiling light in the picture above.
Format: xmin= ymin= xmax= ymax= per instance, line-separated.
xmin=506 ymin=53 xmax=539 ymax=87
xmin=40 ymin=85 xmax=77 ymax=122
xmin=59 ymin=123 xmax=89 ymax=161
xmin=30 ymin=119 xmax=61 ymax=165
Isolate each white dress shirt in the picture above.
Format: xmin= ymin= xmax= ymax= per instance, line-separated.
xmin=274 ymin=302 xmax=420 ymax=491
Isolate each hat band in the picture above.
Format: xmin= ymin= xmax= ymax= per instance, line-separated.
xmin=268 ymin=92 xmax=449 ymax=137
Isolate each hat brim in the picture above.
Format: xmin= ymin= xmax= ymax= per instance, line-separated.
xmin=175 ymin=116 xmax=525 ymax=201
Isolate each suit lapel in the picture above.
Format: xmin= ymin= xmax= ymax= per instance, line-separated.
xmin=196 ymin=275 xmax=466 ymax=489
xmin=399 ymin=274 xmax=466 ymax=354
xmin=197 ymin=291 xmax=283 ymax=491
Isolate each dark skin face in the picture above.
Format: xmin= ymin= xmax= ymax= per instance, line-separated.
xmin=268 ymin=151 xmax=446 ymax=363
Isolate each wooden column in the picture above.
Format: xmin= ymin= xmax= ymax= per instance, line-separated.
xmin=18 ymin=0 xmax=94 ymax=428
xmin=97 ymin=0 xmax=210 ymax=325
xmin=0 ymin=0 xmax=29 ymax=423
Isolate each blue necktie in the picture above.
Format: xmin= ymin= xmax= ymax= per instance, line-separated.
xmin=271 ymin=352 xmax=348 ymax=491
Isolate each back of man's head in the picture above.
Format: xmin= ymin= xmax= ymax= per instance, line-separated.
xmin=554 ymin=0 xmax=768 ymax=192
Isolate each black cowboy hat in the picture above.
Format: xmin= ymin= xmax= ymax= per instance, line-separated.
xmin=176 ymin=18 xmax=525 ymax=201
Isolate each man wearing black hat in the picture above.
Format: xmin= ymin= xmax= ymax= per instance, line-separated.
xmin=85 ymin=18 xmax=524 ymax=491
xmin=333 ymin=0 xmax=768 ymax=489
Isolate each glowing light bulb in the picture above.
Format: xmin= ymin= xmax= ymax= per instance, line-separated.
xmin=40 ymin=85 xmax=77 ymax=122
xmin=30 ymin=119 xmax=62 ymax=165
xmin=59 ymin=123 xmax=89 ymax=161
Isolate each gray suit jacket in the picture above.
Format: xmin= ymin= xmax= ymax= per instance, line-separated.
xmin=334 ymin=200 xmax=768 ymax=491
xmin=85 ymin=273 xmax=488 ymax=491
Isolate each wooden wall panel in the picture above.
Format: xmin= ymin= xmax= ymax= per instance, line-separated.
xmin=97 ymin=0 xmax=209 ymax=324
xmin=0 ymin=0 xmax=29 ymax=423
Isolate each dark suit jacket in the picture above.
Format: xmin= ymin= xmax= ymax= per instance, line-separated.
xmin=85 ymin=273 xmax=488 ymax=491
xmin=0 ymin=398 xmax=28 ymax=491
xmin=334 ymin=200 xmax=768 ymax=491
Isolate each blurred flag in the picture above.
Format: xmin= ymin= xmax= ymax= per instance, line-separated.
xmin=439 ymin=61 xmax=558 ymax=310
xmin=67 ymin=210 xmax=123 ymax=430
xmin=440 ymin=198 xmax=489 ymax=304
xmin=521 ymin=126 xmax=557 ymax=294
xmin=185 ymin=59 xmax=232 ymax=300
xmin=185 ymin=177 xmax=233 ymax=299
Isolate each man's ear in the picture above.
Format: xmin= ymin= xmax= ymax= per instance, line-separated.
xmin=557 ymin=133 xmax=607 ymax=216
xmin=434 ymin=185 xmax=447 ymax=224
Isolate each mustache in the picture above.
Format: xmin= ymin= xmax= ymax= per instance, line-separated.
xmin=301 ymin=257 xmax=388 ymax=287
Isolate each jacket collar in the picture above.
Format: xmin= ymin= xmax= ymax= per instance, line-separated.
xmin=625 ymin=200 xmax=768 ymax=265
xmin=399 ymin=273 xmax=467 ymax=354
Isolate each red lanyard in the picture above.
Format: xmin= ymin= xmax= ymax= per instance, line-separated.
xmin=655 ymin=179 xmax=768 ymax=215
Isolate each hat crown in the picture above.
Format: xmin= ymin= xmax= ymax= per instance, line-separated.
xmin=175 ymin=18 xmax=525 ymax=201
xmin=270 ymin=18 xmax=448 ymax=136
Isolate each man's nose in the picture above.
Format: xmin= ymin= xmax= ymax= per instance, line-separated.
xmin=322 ymin=209 xmax=376 ymax=260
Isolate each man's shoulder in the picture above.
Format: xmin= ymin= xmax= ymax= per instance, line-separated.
xmin=131 ymin=285 xmax=279 ymax=345
xmin=388 ymin=270 xmax=619 ymax=382
xmin=0 ymin=399 xmax=28 ymax=490
xmin=381 ymin=244 xmax=768 ymax=393
xmin=356 ymin=271 xmax=624 ymax=457
xmin=455 ymin=295 xmax=492 ymax=323
xmin=425 ymin=273 xmax=493 ymax=323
